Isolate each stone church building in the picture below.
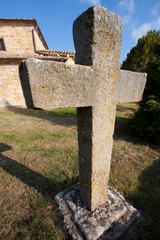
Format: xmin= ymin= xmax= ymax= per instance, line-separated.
xmin=0 ymin=18 xmax=74 ymax=107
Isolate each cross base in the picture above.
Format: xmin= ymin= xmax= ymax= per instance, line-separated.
xmin=55 ymin=185 xmax=140 ymax=240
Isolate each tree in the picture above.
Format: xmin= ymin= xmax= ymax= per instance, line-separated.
xmin=121 ymin=30 xmax=160 ymax=144
xmin=121 ymin=30 xmax=160 ymax=72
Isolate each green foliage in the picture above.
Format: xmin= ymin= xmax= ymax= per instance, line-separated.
xmin=143 ymin=59 xmax=160 ymax=100
xmin=130 ymin=97 xmax=160 ymax=144
xmin=121 ymin=30 xmax=160 ymax=72
xmin=121 ymin=31 xmax=160 ymax=143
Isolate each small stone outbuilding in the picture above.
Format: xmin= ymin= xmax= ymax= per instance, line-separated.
xmin=0 ymin=18 xmax=74 ymax=107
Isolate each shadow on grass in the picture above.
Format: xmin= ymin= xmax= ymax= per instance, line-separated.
xmin=113 ymin=116 xmax=141 ymax=144
xmin=124 ymin=158 xmax=160 ymax=240
xmin=7 ymin=106 xmax=138 ymax=143
xmin=114 ymin=116 xmax=160 ymax=152
xmin=6 ymin=105 xmax=145 ymax=146
xmin=0 ymin=143 xmax=142 ymax=239
xmin=137 ymin=158 xmax=160 ymax=214
xmin=0 ymin=143 xmax=78 ymax=199
xmin=6 ymin=106 xmax=77 ymax=127
xmin=114 ymin=116 xmax=130 ymax=140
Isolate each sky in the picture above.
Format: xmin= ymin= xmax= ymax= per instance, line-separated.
xmin=1 ymin=0 xmax=160 ymax=63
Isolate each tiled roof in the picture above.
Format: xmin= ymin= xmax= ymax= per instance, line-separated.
xmin=36 ymin=49 xmax=75 ymax=62
xmin=0 ymin=18 xmax=36 ymax=22
xmin=0 ymin=53 xmax=69 ymax=62
xmin=36 ymin=49 xmax=75 ymax=57
xmin=35 ymin=55 xmax=68 ymax=62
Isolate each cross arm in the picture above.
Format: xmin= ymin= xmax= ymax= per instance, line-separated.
xmin=116 ymin=70 xmax=147 ymax=103
xmin=19 ymin=58 xmax=95 ymax=110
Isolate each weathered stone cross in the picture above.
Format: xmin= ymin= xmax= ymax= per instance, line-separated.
xmin=20 ymin=6 xmax=146 ymax=212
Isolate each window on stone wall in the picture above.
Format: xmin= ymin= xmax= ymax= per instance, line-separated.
xmin=0 ymin=39 xmax=6 ymax=50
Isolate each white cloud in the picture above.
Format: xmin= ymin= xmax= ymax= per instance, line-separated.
xmin=118 ymin=0 xmax=134 ymax=13
xmin=89 ymin=0 xmax=101 ymax=5
xmin=80 ymin=0 xmax=101 ymax=5
xmin=153 ymin=16 xmax=160 ymax=29
xmin=132 ymin=16 xmax=160 ymax=42
xmin=151 ymin=2 xmax=160 ymax=16
xmin=123 ymin=15 xmax=131 ymax=25
xmin=132 ymin=23 xmax=152 ymax=41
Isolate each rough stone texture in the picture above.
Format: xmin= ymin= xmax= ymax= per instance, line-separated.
xmin=55 ymin=185 xmax=140 ymax=240
xmin=117 ymin=70 xmax=147 ymax=103
xmin=19 ymin=6 xmax=147 ymax=211
xmin=19 ymin=59 xmax=95 ymax=109
xmin=73 ymin=6 xmax=146 ymax=211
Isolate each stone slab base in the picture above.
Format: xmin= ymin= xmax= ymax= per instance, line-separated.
xmin=55 ymin=185 xmax=140 ymax=240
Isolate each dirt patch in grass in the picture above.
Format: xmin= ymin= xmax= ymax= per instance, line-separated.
xmin=0 ymin=104 xmax=160 ymax=239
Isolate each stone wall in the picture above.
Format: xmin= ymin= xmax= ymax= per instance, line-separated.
xmin=0 ymin=61 xmax=25 ymax=106
xmin=0 ymin=21 xmax=36 ymax=54
xmin=0 ymin=19 xmax=47 ymax=107
xmin=33 ymin=29 xmax=46 ymax=51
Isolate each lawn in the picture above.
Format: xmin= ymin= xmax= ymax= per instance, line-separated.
xmin=0 ymin=104 xmax=160 ymax=240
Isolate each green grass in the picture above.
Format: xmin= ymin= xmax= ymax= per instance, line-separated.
xmin=51 ymin=108 xmax=76 ymax=117
xmin=0 ymin=111 xmax=8 ymax=115
xmin=1 ymin=134 xmax=24 ymax=143
xmin=0 ymin=104 xmax=160 ymax=239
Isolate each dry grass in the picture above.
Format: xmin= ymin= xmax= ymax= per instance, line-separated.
xmin=0 ymin=104 xmax=160 ymax=239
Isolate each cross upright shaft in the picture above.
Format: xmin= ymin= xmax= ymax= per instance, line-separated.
xmin=19 ymin=6 xmax=146 ymax=211
xmin=73 ymin=7 xmax=123 ymax=211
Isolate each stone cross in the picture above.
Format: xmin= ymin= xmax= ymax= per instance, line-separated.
xmin=19 ymin=6 xmax=146 ymax=212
